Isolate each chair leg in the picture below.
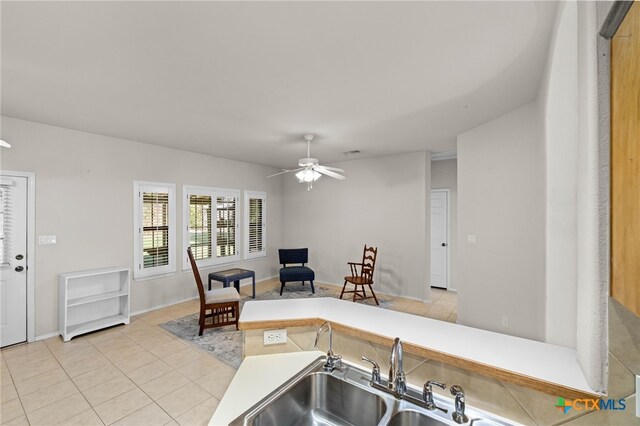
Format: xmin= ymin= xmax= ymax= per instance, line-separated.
xmin=353 ymin=285 xmax=357 ymax=302
xmin=280 ymin=281 xmax=285 ymax=296
xmin=310 ymin=280 xmax=315 ymax=294
xmin=340 ymin=280 xmax=348 ymax=299
xmin=302 ymin=281 xmax=305 ymax=286
xmin=368 ymin=284 xmax=379 ymax=305
xmin=234 ymin=302 xmax=239 ymax=330
xmin=199 ymin=308 xmax=205 ymax=336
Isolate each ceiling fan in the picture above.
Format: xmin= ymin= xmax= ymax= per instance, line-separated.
xmin=267 ymin=134 xmax=346 ymax=190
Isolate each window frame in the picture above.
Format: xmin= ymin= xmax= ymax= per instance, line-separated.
xmin=244 ymin=191 xmax=267 ymax=260
xmin=133 ymin=181 xmax=176 ymax=279
xmin=182 ymin=185 xmax=241 ymax=270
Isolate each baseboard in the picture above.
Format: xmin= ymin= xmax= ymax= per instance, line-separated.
xmin=34 ymin=331 xmax=60 ymax=342
xmin=130 ymin=295 xmax=199 ymax=316
xmin=130 ymin=275 xmax=280 ymax=316
xmin=315 ymin=280 xmax=429 ymax=303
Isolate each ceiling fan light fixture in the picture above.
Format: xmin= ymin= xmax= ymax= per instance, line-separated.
xmin=295 ymin=169 xmax=321 ymax=183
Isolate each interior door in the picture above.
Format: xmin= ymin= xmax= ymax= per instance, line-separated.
xmin=0 ymin=175 xmax=28 ymax=347
xmin=430 ymin=190 xmax=448 ymax=289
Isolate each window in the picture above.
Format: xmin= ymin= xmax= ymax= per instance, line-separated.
xmin=133 ymin=182 xmax=176 ymax=279
xmin=244 ymin=191 xmax=266 ymax=259
xmin=183 ymin=186 xmax=240 ymax=268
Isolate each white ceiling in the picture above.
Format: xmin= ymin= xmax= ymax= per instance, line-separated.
xmin=1 ymin=1 xmax=557 ymax=168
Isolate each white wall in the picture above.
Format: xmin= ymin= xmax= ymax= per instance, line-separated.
xmin=281 ymin=152 xmax=431 ymax=301
xmin=0 ymin=116 xmax=283 ymax=337
xmin=457 ymin=102 xmax=546 ymax=342
xmin=538 ymin=1 xmax=579 ymax=348
xmin=430 ymin=159 xmax=457 ymax=290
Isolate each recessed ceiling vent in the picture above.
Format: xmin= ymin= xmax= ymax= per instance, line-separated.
xmin=344 ymin=150 xmax=361 ymax=155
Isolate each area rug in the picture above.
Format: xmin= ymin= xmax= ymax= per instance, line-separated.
xmin=160 ymin=283 xmax=390 ymax=369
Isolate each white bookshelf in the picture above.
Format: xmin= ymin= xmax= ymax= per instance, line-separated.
xmin=59 ymin=266 xmax=130 ymax=341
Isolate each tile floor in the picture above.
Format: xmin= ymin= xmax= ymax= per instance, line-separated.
xmin=0 ymin=280 xmax=457 ymax=426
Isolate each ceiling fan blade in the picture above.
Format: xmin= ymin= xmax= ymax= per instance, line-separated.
xmin=317 ymin=165 xmax=344 ymax=173
xmin=266 ymin=168 xmax=303 ymax=178
xmin=314 ymin=166 xmax=346 ymax=180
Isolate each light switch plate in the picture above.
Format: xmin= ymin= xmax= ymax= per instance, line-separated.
xmin=38 ymin=235 xmax=57 ymax=245
xmin=467 ymin=234 xmax=477 ymax=244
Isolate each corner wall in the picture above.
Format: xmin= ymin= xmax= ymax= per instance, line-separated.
xmin=456 ymin=102 xmax=546 ymax=342
xmin=538 ymin=0 xmax=579 ymax=348
xmin=281 ymin=152 xmax=431 ymax=301
xmin=0 ymin=116 xmax=284 ymax=338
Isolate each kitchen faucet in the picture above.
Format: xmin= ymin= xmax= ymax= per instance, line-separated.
xmin=388 ymin=337 xmax=407 ymax=395
xmin=314 ymin=322 xmax=343 ymax=372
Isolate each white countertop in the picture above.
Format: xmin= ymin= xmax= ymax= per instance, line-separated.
xmin=239 ymin=297 xmax=596 ymax=396
xmin=209 ymin=351 xmax=323 ymax=426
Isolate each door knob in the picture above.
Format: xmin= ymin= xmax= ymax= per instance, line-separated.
xmin=441 ymin=243 xmax=447 ymax=247
xmin=15 ymin=254 xmax=24 ymax=260
xmin=15 ymin=266 xmax=24 ymax=272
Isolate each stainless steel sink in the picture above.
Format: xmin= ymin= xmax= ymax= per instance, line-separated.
xmin=229 ymin=357 xmax=520 ymax=426
xmin=251 ymin=372 xmax=386 ymax=426
xmin=388 ymin=410 xmax=449 ymax=426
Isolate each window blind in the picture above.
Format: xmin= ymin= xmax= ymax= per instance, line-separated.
xmin=0 ymin=186 xmax=11 ymax=265
xmin=248 ymin=198 xmax=263 ymax=253
xmin=142 ymin=192 xmax=170 ymax=269
xmin=189 ymin=194 xmax=212 ymax=260
xmin=216 ymin=196 xmax=237 ymax=258
xmin=244 ymin=191 xmax=266 ymax=260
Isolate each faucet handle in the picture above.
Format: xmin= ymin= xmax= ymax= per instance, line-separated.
xmin=423 ymin=381 xmax=447 ymax=413
xmin=426 ymin=380 xmax=446 ymax=391
xmin=361 ymin=356 xmax=381 ymax=384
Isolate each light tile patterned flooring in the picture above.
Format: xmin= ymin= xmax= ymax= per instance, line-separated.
xmin=0 ymin=279 xmax=456 ymax=426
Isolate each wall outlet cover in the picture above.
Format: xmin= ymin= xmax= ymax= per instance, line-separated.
xmin=38 ymin=235 xmax=57 ymax=245
xmin=502 ymin=316 xmax=509 ymax=329
xmin=264 ymin=329 xmax=287 ymax=346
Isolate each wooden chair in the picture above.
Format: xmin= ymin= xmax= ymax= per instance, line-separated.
xmin=340 ymin=245 xmax=379 ymax=305
xmin=187 ymin=247 xmax=240 ymax=335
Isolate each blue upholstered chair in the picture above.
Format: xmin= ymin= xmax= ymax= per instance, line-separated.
xmin=278 ymin=248 xmax=315 ymax=295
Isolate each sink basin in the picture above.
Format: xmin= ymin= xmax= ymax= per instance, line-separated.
xmin=388 ymin=410 xmax=449 ymax=426
xmin=251 ymin=372 xmax=387 ymax=426
xmin=230 ymin=357 xmax=520 ymax=426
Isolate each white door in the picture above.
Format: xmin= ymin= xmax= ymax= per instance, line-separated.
xmin=0 ymin=175 xmax=28 ymax=347
xmin=430 ymin=190 xmax=448 ymax=289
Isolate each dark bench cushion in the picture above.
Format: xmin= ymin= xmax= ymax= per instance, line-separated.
xmin=279 ymin=266 xmax=315 ymax=282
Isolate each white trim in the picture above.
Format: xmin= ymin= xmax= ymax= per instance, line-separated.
xmin=316 ymin=281 xmax=431 ymax=304
xmin=1 ymin=171 xmax=36 ymax=343
xmin=430 ymin=189 xmax=450 ymax=290
xmin=431 ymin=151 xmax=457 ymax=161
xmin=131 ymin=275 xmax=280 ymax=316
xmin=243 ymin=191 xmax=267 ymax=260
xmin=133 ymin=181 xmax=177 ymax=279
xmin=35 ymin=331 xmax=60 ymax=342
xmin=131 ymin=295 xmax=199 ymax=316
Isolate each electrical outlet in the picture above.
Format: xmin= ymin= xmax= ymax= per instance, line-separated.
xmin=263 ymin=329 xmax=287 ymax=345
xmin=38 ymin=235 xmax=57 ymax=245
xmin=502 ymin=316 xmax=509 ymax=329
